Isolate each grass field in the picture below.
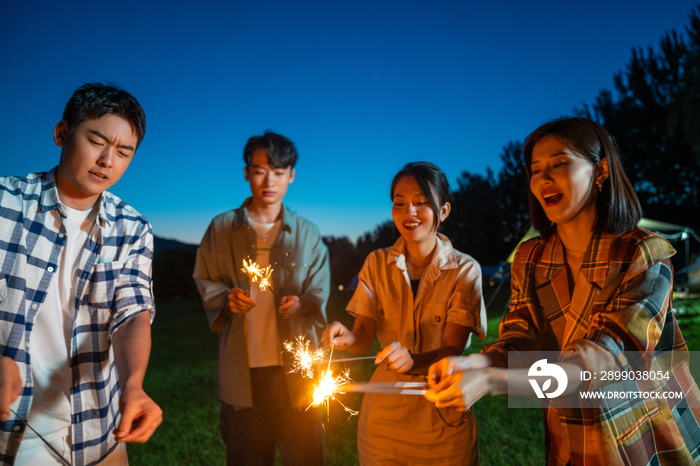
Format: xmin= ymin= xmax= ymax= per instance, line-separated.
xmin=127 ymin=291 xmax=700 ymax=465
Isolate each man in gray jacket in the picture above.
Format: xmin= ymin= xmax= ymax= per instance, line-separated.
xmin=194 ymin=131 xmax=330 ymax=466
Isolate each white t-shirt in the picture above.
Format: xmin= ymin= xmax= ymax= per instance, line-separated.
xmin=245 ymin=216 xmax=282 ymax=368
xmin=23 ymin=203 xmax=97 ymax=448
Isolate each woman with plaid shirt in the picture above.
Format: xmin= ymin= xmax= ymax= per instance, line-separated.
xmin=426 ymin=117 xmax=700 ymax=465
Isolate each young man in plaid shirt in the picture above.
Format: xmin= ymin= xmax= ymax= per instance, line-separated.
xmin=0 ymin=83 xmax=162 ymax=465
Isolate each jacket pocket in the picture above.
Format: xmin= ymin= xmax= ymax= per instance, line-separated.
xmin=419 ymin=303 xmax=448 ymax=350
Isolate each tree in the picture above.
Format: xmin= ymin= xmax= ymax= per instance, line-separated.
xmin=578 ymin=7 xmax=700 ymax=234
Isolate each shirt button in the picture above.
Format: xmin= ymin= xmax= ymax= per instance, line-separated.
xmin=58 ymin=233 xmax=65 ymax=238
xmin=47 ymin=266 xmax=55 ymax=272
xmin=434 ymin=316 xmax=442 ymax=323
xmin=13 ymin=426 xmax=20 ymax=432
xmin=31 ymin=304 xmax=38 ymax=310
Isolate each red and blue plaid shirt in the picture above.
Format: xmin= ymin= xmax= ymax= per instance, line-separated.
xmin=0 ymin=169 xmax=155 ymax=465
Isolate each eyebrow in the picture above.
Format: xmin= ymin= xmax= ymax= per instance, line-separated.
xmin=530 ymin=151 xmax=568 ymax=165
xmin=88 ymin=129 xmax=135 ymax=151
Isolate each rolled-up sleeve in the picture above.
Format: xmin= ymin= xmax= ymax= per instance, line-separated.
xmin=111 ymin=226 xmax=155 ymax=335
xmin=346 ymin=253 xmax=379 ymax=321
xmin=446 ymin=259 xmax=486 ymax=339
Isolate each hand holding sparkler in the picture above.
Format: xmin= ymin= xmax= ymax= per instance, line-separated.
xmin=375 ymin=341 xmax=414 ymax=373
xmin=322 ymin=321 xmax=356 ymax=350
xmin=228 ymin=287 xmax=255 ymax=314
xmin=424 ymin=354 xmax=493 ymax=411
xmin=426 ymin=354 xmax=490 ymax=387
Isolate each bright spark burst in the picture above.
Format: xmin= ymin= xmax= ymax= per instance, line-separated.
xmin=283 ymin=336 xmax=326 ymax=379
xmin=307 ymin=369 xmax=359 ymax=417
xmin=241 ymin=258 xmax=274 ymax=292
xmin=257 ymin=266 xmax=273 ymax=292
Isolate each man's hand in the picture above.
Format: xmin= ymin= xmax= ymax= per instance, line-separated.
xmin=375 ymin=341 xmax=414 ymax=373
xmin=114 ymin=385 xmax=163 ymax=444
xmin=322 ymin=322 xmax=355 ymax=350
xmin=0 ymin=357 xmax=21 ymax=422
xmin=427 ymin=354 xmax=490 ymax=387
xmin=279 ymin=295 xmax=301 ymax=320
xmin=228 ymin=287 xmax=255 ymax=313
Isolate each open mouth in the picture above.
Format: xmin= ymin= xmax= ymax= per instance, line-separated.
xmin=542 ymin=193 xmax=562 ymax=205
xmin=403 ymin=221 xmax=421 ymax=229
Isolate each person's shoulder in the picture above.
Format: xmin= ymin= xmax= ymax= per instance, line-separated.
xmin=362 ymin=246 xmax=394 ymax=270
xmin=101 ymin=190 xmax=151 ymax=229
xmin=618 ymin=227 xmax=675 ymax=278
xmin=211 ymin=208 xmax=238 ymax=224
xmin=286 ymin=209 xmax=322 ymax=237
xmin=0 ymin=172 xmax=45 ymax=195
xmin=0 ymin=172 xmax=48 ymax=212
xmin=451 ymin=248 xmax=482 ymax=270
xmin=513 ymin=235 xmax=545 ymax=263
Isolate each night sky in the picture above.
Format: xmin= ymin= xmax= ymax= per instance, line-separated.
xmin=2 ymin=0 xmax=698 ymax=243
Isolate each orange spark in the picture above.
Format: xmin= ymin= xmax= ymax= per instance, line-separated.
xmin=283 ymin=336 xmax=326 ymax=379
xmin=307 ymin=368 xmax=358 ymax=417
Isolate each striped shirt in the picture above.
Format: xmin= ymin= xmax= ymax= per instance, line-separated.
xmin=484 ymin=228 xmax=700 ymax=465
xmin=0 ymin=169 xmax=155 ymax=466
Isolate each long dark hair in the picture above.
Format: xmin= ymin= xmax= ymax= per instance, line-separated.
xmin=523 ymin=117 xmax=641 ymax=239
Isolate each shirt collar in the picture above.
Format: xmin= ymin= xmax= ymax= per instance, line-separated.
xmin=231 ymin=198 xmax=291 ymax=233
xmin=39 ymin=167 xmax=108 ymax=228
xmin=537 ymin=230 xmax=612 ymax=288
xmin=387 ymin=233 xmax=459 ymax=271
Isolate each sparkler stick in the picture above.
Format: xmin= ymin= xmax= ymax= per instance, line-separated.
xmin=319 ymin=356 xmax=376 ymax=364
xmin=343 ymin=381 xmax=428 ymax=395
xmin=10 ymin=409 xmax=72 ymax=466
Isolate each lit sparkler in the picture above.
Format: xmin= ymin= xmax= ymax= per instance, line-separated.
xmin=257 ymin=265 xmax=274 ymax=292
xmin=241 ymin=258 xmax=275 ymax=294
xmin=283 ymin=336 xmax=326 ymax=379
xmin=307 ymin=368 xmax=359 ymax=417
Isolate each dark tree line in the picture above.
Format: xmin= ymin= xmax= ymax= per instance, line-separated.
xmin=324 ymin=5 xmax=700 ymax=289
xmin=576 ymin=6 xmax=700 ymax=234
xmin=152 ymin=6 xmax=700 ymax=296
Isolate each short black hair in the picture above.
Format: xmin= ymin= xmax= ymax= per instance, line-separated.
xmin=390 ymin=161 xmax=451 ymax=232
xmin=243 ymin=131 xmax=298 ymax=169
xmin=523 ymin=117 xmax=641 ymax=239
xmin=62 ymin=82 xmax=146 ymax=147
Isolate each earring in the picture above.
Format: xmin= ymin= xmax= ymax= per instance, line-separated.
xmin=597 ymin=181 xmax=603 ymax=192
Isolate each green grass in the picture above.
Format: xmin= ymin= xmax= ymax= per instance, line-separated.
xmin=127 ymin=298 xmax=224 ymax=465
xmin=128 ymin=294 xmax=700 ymax=465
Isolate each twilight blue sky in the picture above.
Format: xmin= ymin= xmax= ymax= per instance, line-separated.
xmin=1 ymin=1 xmax=698 ymax=244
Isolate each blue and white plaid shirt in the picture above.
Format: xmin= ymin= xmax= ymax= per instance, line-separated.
xmin=0 ymin=168 xmax=155 ymax=466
